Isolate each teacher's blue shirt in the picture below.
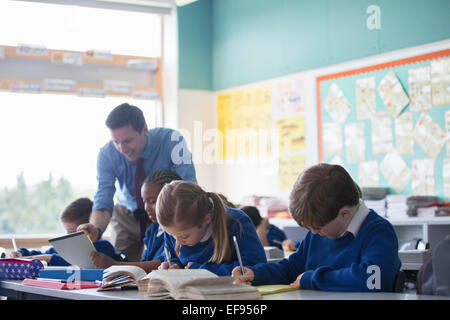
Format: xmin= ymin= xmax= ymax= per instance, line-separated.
xmin=93 ymin=127 xmax=197 ymax=214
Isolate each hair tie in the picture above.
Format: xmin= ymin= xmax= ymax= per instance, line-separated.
xmin=205 ymin=192 xmax=214 ymax=209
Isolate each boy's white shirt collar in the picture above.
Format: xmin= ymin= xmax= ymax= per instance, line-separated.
xmin=157 ymin=224 xmax=164 ymax=237
xmin=342 ymin=199 xmax=370 ymax=237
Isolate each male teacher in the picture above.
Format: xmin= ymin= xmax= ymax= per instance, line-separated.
xmin=78 ymin=103 xmax=197 ymax=261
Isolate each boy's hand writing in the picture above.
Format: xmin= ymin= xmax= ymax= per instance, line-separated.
xmin=158 ymin=262 xmax=181 ymax=270
xmin=9 ymin=251 xmax=22 ymax=258
xmin=231 ymin=266 xmax=255 ymax=285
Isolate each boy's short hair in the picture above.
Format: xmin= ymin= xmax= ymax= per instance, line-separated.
xmin=289 ymin=163 xmax=360 ymax=230
xmin=240 ymin=206 xmax=262 ymax=227
xmin=60 ymin=198 xmax=93 ymax=225
xmin=105 ymin=103 xmax=146 ymax=133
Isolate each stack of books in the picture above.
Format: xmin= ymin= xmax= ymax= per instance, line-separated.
xmin=386 ymin=195 xmax=409 ymax=219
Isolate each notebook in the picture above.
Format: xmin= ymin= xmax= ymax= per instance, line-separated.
xmin=48 ymin=231 xmax=96 ymax=269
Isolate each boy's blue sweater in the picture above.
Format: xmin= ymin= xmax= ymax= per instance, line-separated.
xmin=141 ymin=222 xmax=165 ymax=262
xmin=19 ymin=239 xmax=117 ymax=266
xmin=251 ymin=210 xmax=401 ymax=292
xmin=267 ymin=224 xmax=287 ymax=249
xmin=164 ymin=207 xmax=267 ymax=276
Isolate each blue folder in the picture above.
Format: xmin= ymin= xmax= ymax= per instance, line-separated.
xmin=39 ymin=268 xmax=104 ymax=282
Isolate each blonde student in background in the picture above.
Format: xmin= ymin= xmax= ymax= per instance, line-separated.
xmin=156 ymin=181 xmax=267 ymax=275
xmin=90 ymin=170 xmax=182 ymax=273
xmin=233 ymin=163 xmax=401 ymax=292
xmin=10 ymin=198 xmax=118 ymax=266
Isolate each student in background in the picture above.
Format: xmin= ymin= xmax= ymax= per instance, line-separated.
xmin=218 ymin=193 xmax=236 ymax=208
xmin=157 ymin=181 xmax=267 ymax=276
xmin=90 ymin=170 xmax=182 ymax=272
xmin=233 ymin=164 xmax=401 ymax=292
xmin=240 ymin=206 xmax=287 ymax=250
xmin=10 ymin=198 xmax=118 ymax=266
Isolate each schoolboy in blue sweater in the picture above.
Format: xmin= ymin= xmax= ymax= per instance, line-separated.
xmin=240 ymin=206 xmax=287 ymax=250
xmin=157 ymin=181 xmax=267 ymax=276
xmin=233 ymin=164 xmax=401 ymax=292
xmin=11 ymin=198 xmax=117 ymax=266
xmin=90 ymin=170 xmax=182 ymax=272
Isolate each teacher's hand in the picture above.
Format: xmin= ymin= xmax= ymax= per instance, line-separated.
xmin=77 ymin=223 xmax=100 ymax=242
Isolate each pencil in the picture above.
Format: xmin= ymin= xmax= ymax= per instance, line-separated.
xmin=11 ymin=236 xmax=18 ymax=251
xmin=233 ymin=236 xmax=245 ymax=276
xmin=164 ymin=246 xmax=171 ymax=268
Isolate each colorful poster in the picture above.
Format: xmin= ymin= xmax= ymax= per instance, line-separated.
xmin=217 ymin=85 xmax=272 ymax=160
xmin=380 ymin=149 xmax=411 ymax=194
xmin=345 ymin=122 xmax=365 ymax=163
xmin=395 ymin=112 xmax=414 ymax=155
xmin=408 ymin=66 xmax=432 ymax=112
xmin=322 ymin=122 xmax=343 ymax=158
xmin=277 ymin=116 xmax=305 ymax=154
xmin=323 ymin=83 xmax=352 ymax=123
xmin=104 ymin=80 xmax=133 ymax=94
xmin=278 ymin=154 xmax=305 ymax=191
xmin=10 ymin=81 xmax=41 ymax=93
xmin=377 ymin=70 xmax=409 ymax=118
xmin=16 ymin=43 xmax=48 ymax=56
xmin=414 ymin=112 xmax=446 ymax=159
xmin=355 ymin=77 xmax=376 ymax=120
xmin=412 ymin=158 xmax=435 ymax=195
xmin=371 ymin=111 xmax=393 ymax=155
xmin=273 ymin=77 xmax=304 ymax=114
xmin=359 ymin=160 xmax=379 ymax=187
xmin=431 ymin=57 xmax=450 ymax=106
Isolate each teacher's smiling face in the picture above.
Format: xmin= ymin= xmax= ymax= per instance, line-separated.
xmin=111 ymin=124 xmax=148 ymax=162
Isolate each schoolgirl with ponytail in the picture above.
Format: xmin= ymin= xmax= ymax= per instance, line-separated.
xmin=156 ymin=181 xmax=267 ymax=276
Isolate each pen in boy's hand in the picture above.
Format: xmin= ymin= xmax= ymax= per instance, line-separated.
xmin=11 ymin=236 xmax=18 ymax=252
xmin=233 ymin=236 xmax=245 ymax=276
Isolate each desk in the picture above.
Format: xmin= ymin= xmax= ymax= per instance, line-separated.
xmin=2 ymin=280 xmax=448 ymax=300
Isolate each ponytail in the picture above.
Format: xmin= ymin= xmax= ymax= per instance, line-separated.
xmin=206 ymin=192 xmax=232 ymax=263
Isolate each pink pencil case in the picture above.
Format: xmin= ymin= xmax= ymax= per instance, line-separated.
xmin=0 ymin=258 xmax=44 ymax=280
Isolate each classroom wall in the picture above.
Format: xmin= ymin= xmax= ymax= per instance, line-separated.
xmin=179 ymin=0 xmax=450 ymax=91
xmin=176 ymin=0 xmax=450 ymax=204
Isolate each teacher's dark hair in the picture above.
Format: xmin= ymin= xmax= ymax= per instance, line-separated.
xmin=106 ymin=103 xmax=146 ymax=133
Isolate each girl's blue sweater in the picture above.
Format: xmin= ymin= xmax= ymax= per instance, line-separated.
xmin=251 ymin=210 xmax=401 ymax=292
xmin=164 ymin=207 xmax=267 ymax=276
xmin=141 ymin=222 xmax=165 ymax=262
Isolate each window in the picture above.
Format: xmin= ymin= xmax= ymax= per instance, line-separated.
xmin=0 ymin=1 xmax=163 ymax=235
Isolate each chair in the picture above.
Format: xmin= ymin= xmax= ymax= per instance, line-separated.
xmin=393 ymin=270 xmax=406 ymax=293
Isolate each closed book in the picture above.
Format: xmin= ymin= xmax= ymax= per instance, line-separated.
xmin=22 ymin=278 xmax=101 ymax=290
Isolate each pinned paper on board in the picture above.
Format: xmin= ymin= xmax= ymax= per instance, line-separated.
xmin=323 ymin=83 xmax=352 ymax=123
xmin=359 ymin=160 xmax=379 ymax=187
xmin=444 ymin=158 xmax=450 ymax=198
xmin=10 ymin=81 xmax=41 ymax=94
xmin=51 ymin=51 xmax=84 ymax=66
xmin=446 ymin=110 xmax=450 ymax=157
xmin=272 ymin=77 xmax=305 ymax=114
xmin=132 ymin=90 xmax=160 ymax=100
xmin=277 ymin=116 xmax=305 ymax=154
xmin=322 ymin=122 xmax=343 ymax=158
xmin=414 ymin=112 xmax=446 ymax=159
xmin=127 ymin=59 xmax=158 ymax=71
xmin=395 ymin=112 xmax=414 ymax=155
xmin=431 ymin=57 xmax=450 ymax=106
xmin=16 ymin=43 xmax=48 ymax=56
xmin=371 ymin=111 xmax=393 ymax=155
xmin=377 ymin=71 xmax=410 ymax=118
xmin=278 ymin=154 xmax=305 ymax=191
xmin=408 ymin=66 xmax=432 ymax=112
xmin=345 ymin=122 xmax=365 ymax=163
xmin=411 ymin=158 xmax=435 ymax=196
xmin=104 ymin=80 xmax=133 ymax=94
xmin=355 ymin=77 xmax=376 ymax=120
xmin=44 ymin=78 xmax=76 ymax=92
xmin=380 ymin=149 xmax=411 ymax=194
xmin=77 ymin=87 xmax=105 ymax=98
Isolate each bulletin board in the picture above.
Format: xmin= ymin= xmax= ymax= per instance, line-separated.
xmin=317 ymin=49 xmax=450 ymax=200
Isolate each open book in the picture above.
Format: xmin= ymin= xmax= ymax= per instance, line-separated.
xmin=144 ymin=269 xmax=261 ymax=300
xmin=98 ymin=265 xmax=149 ymax=292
